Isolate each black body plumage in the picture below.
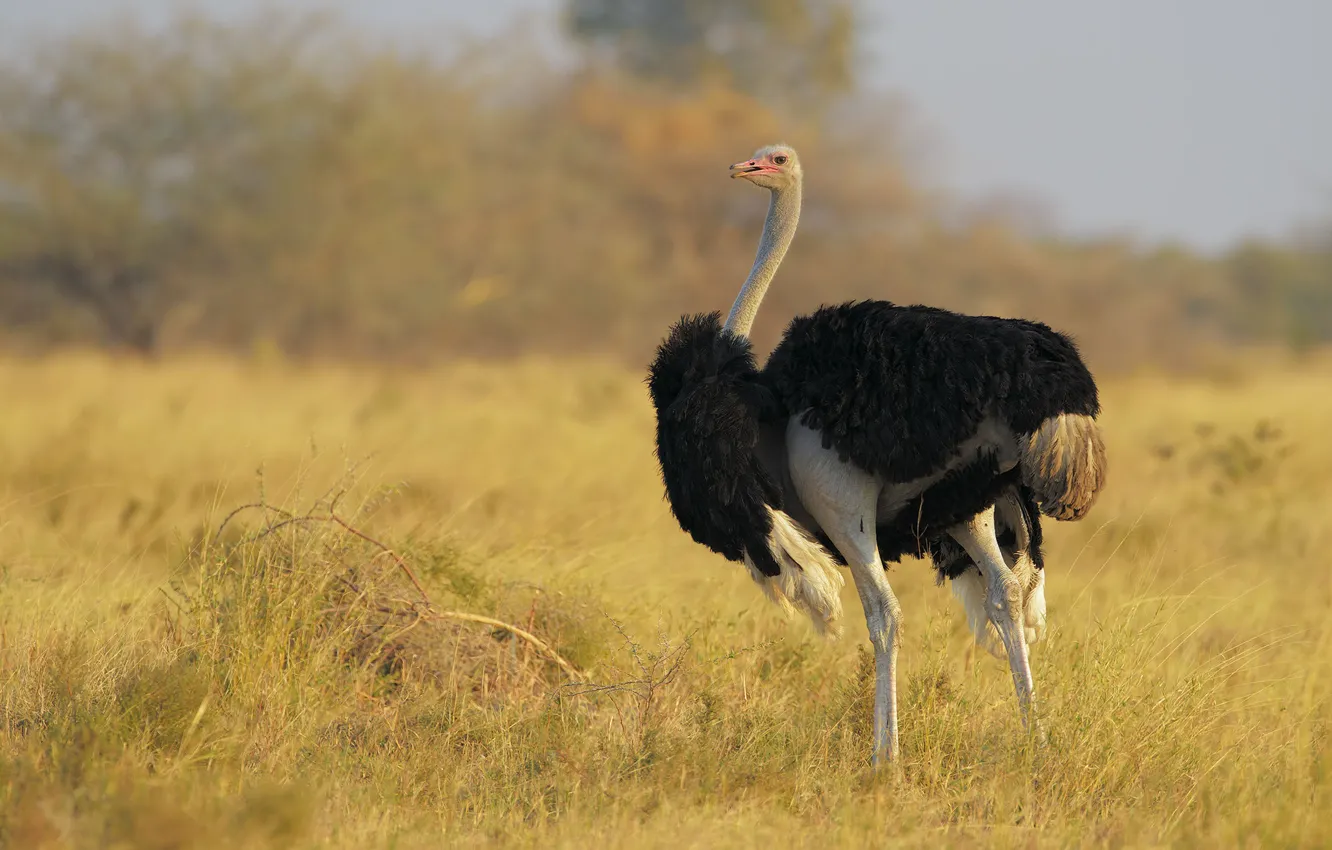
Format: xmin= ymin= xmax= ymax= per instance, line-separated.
xmin=648 ymin=299 xmax=1096 ymax=586
xmin=646 ymin=312 xmax=786 ymax=577
xmin=764 ymin=301 xmax=1100 ymax=484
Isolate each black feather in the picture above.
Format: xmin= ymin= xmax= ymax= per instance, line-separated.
xmin=1018 ymin=484 xmax=1045 ymax=572
xmin=647 ymin=312 xmax=785 ymax=576
xmin=764 ymin=301 xmax=1100 ymax=484
xmin=874 ymin=451 xmax=1020 ymax=564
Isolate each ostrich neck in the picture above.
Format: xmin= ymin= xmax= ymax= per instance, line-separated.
xmin=724 ymin=180 xmax=802 ymax=338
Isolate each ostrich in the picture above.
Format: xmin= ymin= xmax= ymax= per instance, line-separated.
xmin=647 ymin=144 xmax=1105 ymax=764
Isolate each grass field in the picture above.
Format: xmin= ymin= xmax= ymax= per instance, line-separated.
xmin=1 ymin=352 xmax=1330 ymax=848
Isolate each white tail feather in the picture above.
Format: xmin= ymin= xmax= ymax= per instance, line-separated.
xmin=1020 ymin=412 xmax=1106 ymax=521
xmin=743 ymin=507 xmax=845 ymax=637
xmin=949 ymin=569 xmax=1004 ymax=658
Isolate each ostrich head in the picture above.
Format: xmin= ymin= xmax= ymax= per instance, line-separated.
xmin=729 ymin=144 xmax=801 ymax=192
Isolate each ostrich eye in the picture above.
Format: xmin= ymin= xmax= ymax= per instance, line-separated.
xmin=773 ymin=155 xmax=788 ymax=165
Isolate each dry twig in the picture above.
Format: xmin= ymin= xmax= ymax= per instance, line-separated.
xmin=213 ymin=496 xmax=586 ymax=683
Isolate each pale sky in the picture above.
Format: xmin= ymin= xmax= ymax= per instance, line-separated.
xmin=2 ymin=0 xmax=1329 ymax=251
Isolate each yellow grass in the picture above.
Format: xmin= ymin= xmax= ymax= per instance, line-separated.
xmin=1 ymin=352 xmax=1330 ymax=848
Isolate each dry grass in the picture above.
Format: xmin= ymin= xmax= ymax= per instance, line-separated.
xmin=1 ymin=351 xmax=1330 ymax=848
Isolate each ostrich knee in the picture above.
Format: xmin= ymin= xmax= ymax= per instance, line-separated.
xmin=858 ymin=587 xmax=901 ymax=656
xmin=988 ymin=573 xmax=1023 ymax=629
xmin=876 ymin=596 xmax=902 ymax=655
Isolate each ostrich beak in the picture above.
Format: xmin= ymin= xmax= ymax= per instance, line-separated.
xmin=729 ymin=158 xmax=764 ymax=178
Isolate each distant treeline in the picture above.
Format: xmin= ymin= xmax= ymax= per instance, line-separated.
xmin=0 ymin=10 xmax=1328 ymax=371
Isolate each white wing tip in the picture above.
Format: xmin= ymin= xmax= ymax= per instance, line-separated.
xmin=744 ymin=507 xmax=845 ymax=638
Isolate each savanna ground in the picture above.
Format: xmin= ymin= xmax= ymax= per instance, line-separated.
xmin=1 ymin=352 xmax=1329 ymax=848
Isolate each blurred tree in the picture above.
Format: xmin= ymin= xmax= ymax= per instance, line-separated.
xmin=0 ymin=8 xmax=1319 ymax=369
xmin=566 ymin=0 xmax=859 ymax=108
xmin=0 ymin=13 xmax=337 ymax=354
xmin=1224 ymin=232 xmax=1332 ymax=351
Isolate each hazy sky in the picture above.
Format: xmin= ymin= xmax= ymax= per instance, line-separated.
xmin=3 ymin=0 xmax=1329 ymax=250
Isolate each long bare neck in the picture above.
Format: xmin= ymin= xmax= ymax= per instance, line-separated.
xmin=724 ymin=179 xmax=802 ymax=338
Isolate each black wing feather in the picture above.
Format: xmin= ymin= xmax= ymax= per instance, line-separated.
xmin=763 ymin=301 xmax=1100 ymax=484
xmin=647 ymin=312 xmax=784 ymax=576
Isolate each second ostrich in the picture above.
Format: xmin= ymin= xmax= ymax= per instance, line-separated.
xmin=648 ymin=144 xmax=1106 ymax=765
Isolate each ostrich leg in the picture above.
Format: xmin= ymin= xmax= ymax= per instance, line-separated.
xmin=819 ymin=514 xmax=900 ymax=764
xmin=949 ymin=505 xmax=1036 ymax=723
xmin=851 ymin=554 xmax=902 ymax=764
xmin=788 ymin=422 xmax=900 ymax=764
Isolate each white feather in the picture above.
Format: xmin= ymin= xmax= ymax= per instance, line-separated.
xmin=743 ymin=507 xmax=845 ymax=637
